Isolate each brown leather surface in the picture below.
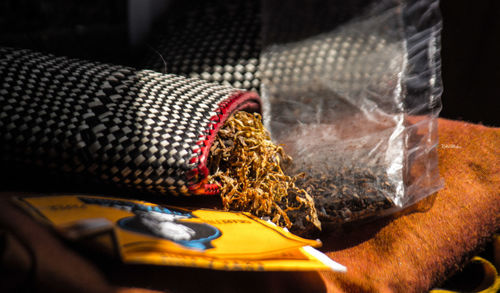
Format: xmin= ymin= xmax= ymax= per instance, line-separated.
xmin=0 ymin=118 xmax=498 ymax=292
xmin=320 ymin=118 xmax=500 ymax=292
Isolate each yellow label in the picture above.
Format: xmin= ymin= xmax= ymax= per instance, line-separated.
xmin=16 ymin=195 xmax=345 ymax=272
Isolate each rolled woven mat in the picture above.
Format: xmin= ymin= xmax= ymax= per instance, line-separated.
xmin=140 ymin=0 xmax=261 ymax=92
xmin=0 ymin=118 xmax=497 ymax=292
xmin=0 ymin=47 xmax=261 ymax=196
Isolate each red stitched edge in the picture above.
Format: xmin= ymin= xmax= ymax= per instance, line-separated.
xmin=187 ymin=91 xmax=261 ymax=196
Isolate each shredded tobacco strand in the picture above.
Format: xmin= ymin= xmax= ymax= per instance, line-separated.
xmin=207 ymin=111 xmax=321 ymax=234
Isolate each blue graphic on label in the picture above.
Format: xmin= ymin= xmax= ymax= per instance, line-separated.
xmin=79 ymin=197 xmax=221 ymax=250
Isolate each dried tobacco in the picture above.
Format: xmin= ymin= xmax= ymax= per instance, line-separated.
xmin=293 ymin=166 xmax=396 ymax=225
xmin=207 ymin=111 xmax=321 ymax=235
xmin=208 ymin=111 xmax=398 ymax=236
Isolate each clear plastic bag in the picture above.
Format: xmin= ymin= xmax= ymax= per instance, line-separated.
xmin=260 ymin=0 xmax=443 ymax=224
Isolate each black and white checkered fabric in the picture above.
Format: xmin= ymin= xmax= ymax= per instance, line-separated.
xmin=0 ymin=47 xmax=260 ymax=195
xmin=141 ymin=0 xmax=261 ymax=92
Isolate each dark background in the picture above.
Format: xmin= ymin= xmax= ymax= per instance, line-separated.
xmin=0 ymin=0 xmax=499 ymax=126
xmin=440 ymin=0 xmax=500 ymax=126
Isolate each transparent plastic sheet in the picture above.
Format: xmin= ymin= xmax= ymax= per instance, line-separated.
xmin=260 ymin=0 xmax=443 ymax=224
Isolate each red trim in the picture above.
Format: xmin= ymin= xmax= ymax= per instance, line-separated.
xmin=187 ymin=91 xmax=261 ymax=196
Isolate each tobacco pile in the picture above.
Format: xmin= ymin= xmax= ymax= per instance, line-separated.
xmin=207 ymin=111 xmax=321 ymax=235
xmin=294 ymin=167 xmax=396 ymax=225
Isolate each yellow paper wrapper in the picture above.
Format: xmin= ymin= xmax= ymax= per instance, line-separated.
xmin=15 ymin=195 xmax=346 ymax=272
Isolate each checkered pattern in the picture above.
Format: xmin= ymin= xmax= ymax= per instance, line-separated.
xmin=261 ymin=27 xmax=404 ymax=101
xmin=0 ymin=47 xmax=260 ymax=195
xmin=141 ymin=1 xmax=406 ymax=125
xmin=260 ymin=4 xmax=408 ymax=141
xmin=141 ymin=0 xmax=260 ymax=92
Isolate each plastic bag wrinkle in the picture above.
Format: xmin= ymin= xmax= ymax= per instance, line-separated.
xmin=260 ymin=0 xmax=443 ymax=224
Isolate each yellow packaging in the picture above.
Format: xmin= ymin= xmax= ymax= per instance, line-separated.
xmin=15 ymin=195 xmax=345 ymax=272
